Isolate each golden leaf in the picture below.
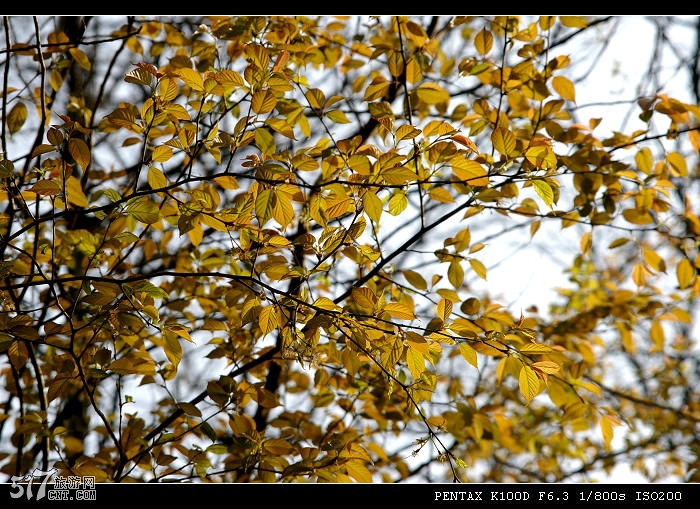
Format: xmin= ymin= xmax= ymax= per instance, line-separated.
xmin=459 ymin=343 xmax=478 ymax=368
xmin=384 ymin=302 xmax=415 ymax=320
xmin=677 ymin=257 xmax=695 ymax=289
xmin=65 ymin=175 xmax=90 ymax=208
xmin=519 ymin=365 xmax=540 ymax=403
xmin=552 ymin=75 xmax=576 ymax=102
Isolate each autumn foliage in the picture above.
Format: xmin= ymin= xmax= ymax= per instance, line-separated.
xmin=0 ymin=15 xmax=698 ymax=483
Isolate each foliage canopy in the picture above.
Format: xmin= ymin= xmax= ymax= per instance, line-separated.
xmin=0 ymin=15 xmax=699 ymax=483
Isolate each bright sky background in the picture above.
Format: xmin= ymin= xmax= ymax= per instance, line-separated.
xmin=482 ymin=16 xmax=697 ymax=483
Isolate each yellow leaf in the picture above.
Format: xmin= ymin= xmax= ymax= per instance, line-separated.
xmin=474 ymin=28 xmax=493 ymax=55
xmin=125 ymin=67 xmax=153 ymax=87
xmin=406 ymin=347 xmax=425 ymax=379
xmin=381 ymin=167 xmax=417 ymax=185
xmin=384 ymin=302 xmax=415 ymax=320
xmin=406 ymin=332 xmax=431 ymax=356
xmin=197 ymin=214 xmax=229 ymax=232
xmin=127 ymin=196 xmax=160 ymax=224
xmin=532 ymin=361 xmax=560 ymax=374
xmin=530 ymin=219 xmax=541 ymax=238
xmin=305 ymin=88 xmax=325 ymax=109
xmin=351 ymin=287 xmax=377 ymax=311
xmin=267 ymin=235 xmax=292 ymax=248
xmin=151 ymin=145 xmax=173 ymax=163
xmin=632 ymin=262 xmax=647 ymax=286
xmin=109 ymin=353 xmax=156 ymax=376
xmin=325 ymin=196 xmax=352 ymax=220
xmin=671 ymin=307 xmax=692 ymax=323
xmin=650 ymin=319 xmax=665 ymax=352
xmin=575 ymin=380 xmax=601 ymax=396
xmin=7 ymin=102 xmax=27 ymax=135
xmin=346 ymin=459 xmax=373 ymax=483
xmin=30 ymin=144 xmax=56 ymax=159
xmin=519 ymin=365 xmax=540 ymax=403
xmin=468 ymin=258 xmax=487 ymax=280
xmin=667 ymin=151 xmax=688 ymax=176
xmin=68 ymin=138 xmax=91 ymax=170
xmin=312 ymin=297 xmax=339 ymax=311
xmin=229 ymin=413 xmax=256 ymax=436
xmin=255 ymin=127 xmax=275 ymax=154
xmin=69 ymin=47 xmax=91 ymax=71
xmin=608 ymin=237 xmax=630 ymax=249
xmin=163 ymin=333 xmax=183 ymax=368
xmin=533 ymin=179 xmax=554 ymax=209
xmin=491 ymin=127 xmax=517 ymax=157
xmin=258 ymin=306 xmax=279 ymax=337
xmin=272 ymin=193 xmax=295 ymax=228
xmin=363 ymin=78 xmax=391 ymax=101
xmin=635 ymin=147 xmax=653 ymax=174
xmin=325 ymin=109 xmax=350 ymax=124
xmin=415 ymin=82 xmax=450 ymax=105
xmin=402 ymin=269 xmax=427 ymax=290
xmin=437 ymin=298 xmax=453 ymax=321
xmin=395 ymin=124 xmax=421 ymax=141
xmin=643 ymin=247 xmax=666 ymax=273
xmin=167 ymin=324 xmax=193 ymax=343
xmin=600 ymin=414 xmax=621 ymax=450
xmin=388 ymin=191 xmax=408 ymax=216
xmin=525 ymin=145 xmax=557 ymax=169
xmin=560 ymin=16 xmax=589 ymax=28
xmin=547 ymin=379 xmax=572 ymax=407
xmin=176 ymin=68 xmax=203 ymax=92
xmin=519 ymin=343 xmax=553 ymax=354
xmin=255 ymin=188 xmax=275 ymax=224
xmin=266 ymin=118 xmax=296 ymax=140
xmin=28 ymin=179 xmax=61 ymax=196
xmin=552 ymin=75 xmax=576 ymax=102
xmin=387 ymin=51 xmax=405 ymax=78
xmin=158 ymin=77 xmax=179 ymax=101
xmin=427 ymin=416 xmax=447 ymax=429
xmin=214 ymin=175 xmax=239 ymax=190
xmin=459 ymin=343 xmax=478 ymax=368
xmin=450 ymin=157 xmax=489 ymax=186
xmin=450 ymin=318 xmax=481 ymax=338
xmin=263 ymin=438 xmax=295 ymax=456
xmin=677 ymin=257 xmax=695 ymax=289
xmin=251 ymin=89 xmax=277 ymax=114
xmin=580 ymin=231 xmax=592 ymax=255
xmin=622 ymin=208 xmax=654 ymax=225
xmin=148 ymin=166 xmax=167 ymax=189
xmin=177 ymin=402 xmax=201 ymax=417
xmin=448 ymin=259 xmax=464 ymax=289
xmin=472 ymin=339 xmax=504 ymax=357
xmin=689 ymin=129 xmax=700 ymax=152
xmin=65 ymin=176 xmax=89 ymax=208
xmin=450 ymin=134 xmax=478 ymax=152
